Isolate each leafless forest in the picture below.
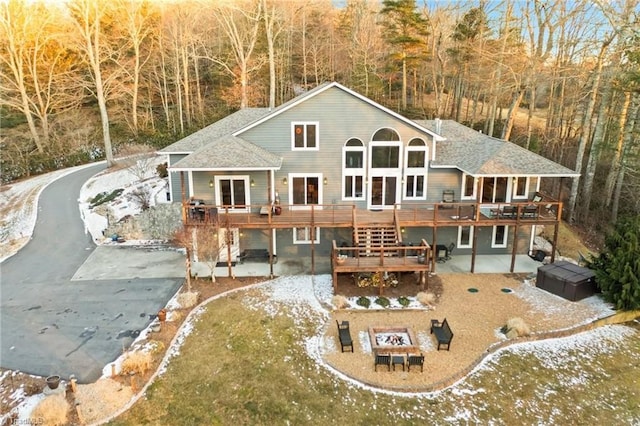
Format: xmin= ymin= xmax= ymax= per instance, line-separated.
xmin=1 ymin=0 xmax=639 ymax=227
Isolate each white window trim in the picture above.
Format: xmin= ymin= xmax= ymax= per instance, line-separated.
xmin=288 ymin=173 xmax=323 ymax=210
xmin=293 ymin=227 xmax=320 ymax=244
xmin=368 ymin=140 xmax=402 ymax=210
xmin=512 ymin=177 xmax=530 ymax=200
xmin=460 ymin=173 xmax=478 ymax=200
xmin=457 ymin=225 xmax=474 ymax=249
xmin=403 ymin=144 xmax=428 ymax=200
xmin=342 ymin=142 xmax=366 ymax=200
xmin=213 ymin=175 xmax=251 ymax=213
xmin=291 ymin=121 xmax=319 ymax=151
xmin=491 ymin=225 xmax=509 ymax=248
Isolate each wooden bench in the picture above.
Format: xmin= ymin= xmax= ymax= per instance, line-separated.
xmin=430 ymin=318 xmax=454 ymax=351
xmin=336 ymin=320 xmax=353 ymax=353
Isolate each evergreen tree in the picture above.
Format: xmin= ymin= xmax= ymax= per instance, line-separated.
xmin=590 ymin=216 xmax=640 ymax=310
xmin=379 ymin=0 xmax=429 ymax=110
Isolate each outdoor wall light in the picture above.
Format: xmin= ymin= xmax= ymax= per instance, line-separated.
xmin=282 ymin=177 xmax=288 ymax=185
xmin=323 ymin=177 xmax=328 ymax=185
xmin=250 ymin=179 xmax=255 ymax=187
xmin=209 ymin=179 xmax=214 ymax=188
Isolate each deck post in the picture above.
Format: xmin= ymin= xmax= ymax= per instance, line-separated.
xmin=268 ymin=228 xmax=274 ymax=279
xmin=471 ymin=224 xmax=479 ymax=273
xmin=510 ymin=223 xmax=519 ymax=272
xmin=551 ymin=202 xmax=563 ymax=263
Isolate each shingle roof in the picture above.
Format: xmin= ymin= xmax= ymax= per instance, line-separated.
xmin=170 ymin=135 xmax=282 ymax=170
xmin=417 ymin=120 xmax=579 ymax=177
xmin=159 ymin=108 xmax=269 ymax=154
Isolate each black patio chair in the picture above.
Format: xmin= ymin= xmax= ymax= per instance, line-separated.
xmin=407 ymin=353 xmax=425 ymax=372
xmin=374 ymin=353 xmax=391 ymax=371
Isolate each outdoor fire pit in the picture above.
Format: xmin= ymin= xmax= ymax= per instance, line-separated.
xmin=368 ymin=326 xmax=419 ymax=354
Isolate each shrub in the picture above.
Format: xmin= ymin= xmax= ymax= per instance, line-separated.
xmin=331 ymin=295 xmax=350 ymax=309
xmin=90 ymin=188 xmax=124 ymax=208
xmin=416 ymin=291 xmax=436 ymax=306
xmin=397 ymin=296 xmax=411 ymax=307
xmin=121 ymin=351 xmax=152 ymax=375
xmin=156 ymin=162 xmax=168 ymax=178
xmin=501 ymin=317 xmax=530 ymax=338
xmin=374 ymin=296 xmax=390 ymax=308
xmin=31 ymin=394 xmax=68 ymax=426
xmin=177 ymin=291 xmax=199 ymax=309
xmin=356 ymin=296 xmax=370 ymax=308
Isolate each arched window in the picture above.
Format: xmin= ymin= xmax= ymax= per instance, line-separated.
xmin=372 ymin=128 xmax=400 ymax=141
xmin=343 ymin=138 xmax=365 ymax=199
xmin=404 ymin=138 xmax=428 ymax=199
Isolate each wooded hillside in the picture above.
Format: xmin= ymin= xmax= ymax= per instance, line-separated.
xmin=1 ymin=0 xmax=639 ymax=226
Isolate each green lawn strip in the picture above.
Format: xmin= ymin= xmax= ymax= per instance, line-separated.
xmin=110 ymin=290 xmax=640 ymax=425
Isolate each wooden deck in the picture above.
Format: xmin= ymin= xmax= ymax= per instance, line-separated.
xmin=183 ymin=201 xmax=562 ymax=229
xmin=330 ymin=242 xmax=431 ymax=293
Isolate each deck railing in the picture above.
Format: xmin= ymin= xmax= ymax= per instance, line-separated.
xmin=182 ymin=200 xmax=562 ymax=228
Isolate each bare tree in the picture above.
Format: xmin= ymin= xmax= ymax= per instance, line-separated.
xmin=68 ymin=0 xmax=122 ymax=167
xmin=209 ymin=0 xmax=263 ymax=109
xmin=0 ymin=1 xmax=80 ymax=151
xmin=117 ymin=0 xmax=158 ymax=134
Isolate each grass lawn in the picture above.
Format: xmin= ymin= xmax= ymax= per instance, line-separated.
xmin=109 ymin=282 xmax=640 ymax=425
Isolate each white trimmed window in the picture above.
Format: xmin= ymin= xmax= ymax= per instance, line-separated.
xmin=343 ymin=138 xmax=365 ymax=200
xmin=404 ymin=138 xmax=428 ymax=200
xmin=512 ymin=177 xmax=530 ymax=199
xmin=289 ymin=174 xmax=322 ymax=209
xmin=293 ymin=227 xmax=320 ymax=244
xmin=461 ymin=174 xmax=477 ymax=200
xmin=492 ymin=225 xmax=508 ymax=248
xmin=292 ymin=122 xmax=319 ymax=150
xmin=457 ymin=225 xmax=474 ymax=249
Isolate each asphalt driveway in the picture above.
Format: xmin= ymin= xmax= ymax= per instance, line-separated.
xmin=0 ymin=163 xmax=184 ymax=383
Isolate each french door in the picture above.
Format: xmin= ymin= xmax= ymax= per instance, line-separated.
xmin=215 ymin=176 xmax=250 ymax=212
xmin=368 ymin=141 xmax=401 ymax=209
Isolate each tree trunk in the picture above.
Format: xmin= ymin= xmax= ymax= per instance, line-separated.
xmin=501 ymin=86 xmax=525 ymax=141
xmin=263 ymin=0 xmax=277 ymax=109
xmin=567 ymin=36 xmax=613 ymax=223
xmin=606 ymin=93 xmax=638 ymax=209
xmin=580 ymin=80 xmax=614 ymax=220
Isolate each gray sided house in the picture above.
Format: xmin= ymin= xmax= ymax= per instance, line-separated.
xmin=160 ymin=82 xmax=578 ymax=277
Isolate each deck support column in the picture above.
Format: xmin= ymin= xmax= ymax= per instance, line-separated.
xmin=510 ymin=223 xmax=519 ymax=273
xmin=268 ymin=228 xmax=275 ymax=279
xmin=470 ymin=225 xmax=479 ymax=273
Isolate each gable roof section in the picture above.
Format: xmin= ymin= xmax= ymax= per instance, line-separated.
xmin=233 ymin=82 xmax=446 ymax=141
xmin=170 ymin=135 xmax=282 ymax=171
xmin=159 ymin=108 xmax=269 ymax=154
xmin=418 ymin=120 xmax=579 ymax=177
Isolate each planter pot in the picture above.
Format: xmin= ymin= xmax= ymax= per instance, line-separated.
xmin=417 ymin=255 xmax=426 ymax=264
xmin=151 ymin=323 xmax=162 ymax=333
xmin=46 ymin=375 xmax=61 ymax=390
xmin=157 ymin=309 xmax=167 ymax=322
xmin=274 ymin=206 xmax=282 ymax=216
xmin=336 ymin=258 xmax=346 ymax=266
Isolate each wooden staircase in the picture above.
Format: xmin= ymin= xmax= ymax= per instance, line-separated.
xmin=353 ymin=225 xmax=399 ymax=256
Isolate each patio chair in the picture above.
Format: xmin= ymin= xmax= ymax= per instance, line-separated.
xmin=374 ymin=353 xmax=391 ymax=371
xmin=407 ymin=353 xmax=425 ymax=372
xmin=442 ymin=190 xmax=455 ymax=209
xmin=445 ymin=242 xmax=455 ymax=260
xmin=500 ymin=206 xmax=517 ymax=219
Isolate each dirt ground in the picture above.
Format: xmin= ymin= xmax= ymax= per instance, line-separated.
xmin=324 ymin=273 xmax=604 ymax=392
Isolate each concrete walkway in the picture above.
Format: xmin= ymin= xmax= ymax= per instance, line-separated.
xmin=0 ymin=164 xmax=184 ymax=383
